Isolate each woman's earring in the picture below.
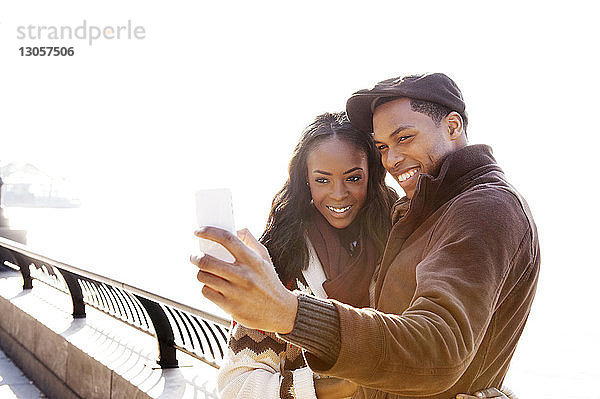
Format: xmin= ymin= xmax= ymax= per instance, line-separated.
xmin=307 ymin=183 xmax=313 ymax=204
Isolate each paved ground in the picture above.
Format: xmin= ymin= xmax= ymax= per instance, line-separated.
xmin=0 ymin=347 xmax=44 ymax=399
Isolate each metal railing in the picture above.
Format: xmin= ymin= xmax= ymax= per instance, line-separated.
xmin=0 ymin=236 xmax=230 ymax=369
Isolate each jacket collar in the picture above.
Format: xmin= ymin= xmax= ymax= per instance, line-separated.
xmin=376 ymin=144 xmax=504 ymax=305
xmin=391 ymin=144 xmax=503 ymax=227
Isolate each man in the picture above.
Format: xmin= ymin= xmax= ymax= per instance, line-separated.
xmin=192 ymin=73 xmax=539 ymax=398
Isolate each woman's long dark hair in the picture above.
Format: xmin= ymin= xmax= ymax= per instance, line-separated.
xmin=260 ymin=112 xmax=399 ymax=284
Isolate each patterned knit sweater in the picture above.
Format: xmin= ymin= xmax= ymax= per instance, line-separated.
xmin=217 ymin=239 xmax=332 ymax=399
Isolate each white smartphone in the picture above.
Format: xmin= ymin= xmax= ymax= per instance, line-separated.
xmin=195 ymin=188 xmax=236 ymax=262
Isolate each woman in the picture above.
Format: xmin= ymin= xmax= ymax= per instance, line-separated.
xmin=217 ymin=112 xmax=513 ymax=399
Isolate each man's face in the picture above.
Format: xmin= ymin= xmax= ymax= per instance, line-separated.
xmin=373 ymin=97 xmax=456 ymax=199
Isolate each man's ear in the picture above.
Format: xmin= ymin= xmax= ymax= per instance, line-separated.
xmin=446 ymin=112 xmax=464 ymax=140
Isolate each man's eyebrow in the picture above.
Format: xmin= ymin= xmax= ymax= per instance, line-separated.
xmin=390 ymin=125 xmax=414 ymax=137
xmin=374 ymin=125 xmax=414 ymax=143
xmin=312 ymin=170 xmax=332 ymax=175
xmin=344 ymin=167 xmax=363 ymax=174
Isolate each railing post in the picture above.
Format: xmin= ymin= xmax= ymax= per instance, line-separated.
xmin=135 ymin=295 xmax=179 ymax=368
xmin=61 ymin=270 xmax=86 ymax=318
xmin=13 ymin=253 xmax=33 ymax=290
xmin=0 ymin=247 xmax=16 ymax=271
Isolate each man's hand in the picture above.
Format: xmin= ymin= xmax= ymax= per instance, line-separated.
xmin=314 ymin=378 xmax=357 ymax=399
xmin=456 ymin=387 xmax=514 ymax=399
xmin=236 ymin=228 xmax=271 ymax=261
xmin=190 ymin=226 xmax=298 ymax=333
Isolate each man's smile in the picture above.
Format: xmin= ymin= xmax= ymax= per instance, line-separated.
xmin=396 ymin=167 xmax=420 ymax=184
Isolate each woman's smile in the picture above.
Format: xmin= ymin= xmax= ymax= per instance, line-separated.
xmin=307 ymin=137 xmax=368 ymax=229
xmin=326 ymin=204 xmax=353 ymax=214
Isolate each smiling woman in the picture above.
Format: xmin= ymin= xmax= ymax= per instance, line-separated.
xmin=216 ymin=112 xmax=399 ymax=399
xmin=306 ymin=138 xmax=368 ymax=229
xmin=260 ymin=112 xmax=397 ymax=286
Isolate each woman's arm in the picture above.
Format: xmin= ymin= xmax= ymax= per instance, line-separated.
xmin=217 ymin=322 xmax=318 ymax=399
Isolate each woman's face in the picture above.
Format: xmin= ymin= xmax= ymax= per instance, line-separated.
xmin=306 ymin=137 xmax=369 ymax=229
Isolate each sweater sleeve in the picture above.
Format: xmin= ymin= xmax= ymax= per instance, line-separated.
xmin=281 ymin=192 xmax=532 ymax=396
xmin=217 ymin=322 xmax=318 ymax=399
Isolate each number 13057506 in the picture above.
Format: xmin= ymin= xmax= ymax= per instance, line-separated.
xmin=19 ymin=47 xmax=75 ymax=56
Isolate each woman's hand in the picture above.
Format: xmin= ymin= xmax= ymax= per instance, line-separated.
xmin=456 ymin=387 xmax=516 ymax=399
xmin=314 ymin=378 xmax=357 ymax=399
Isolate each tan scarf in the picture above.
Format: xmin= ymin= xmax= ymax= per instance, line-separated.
xmin=306 ymin=207 xmax=378 ymax=308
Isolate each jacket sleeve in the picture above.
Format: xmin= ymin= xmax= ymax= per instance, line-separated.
xmin=282 ymin=191 xmax=532 ymax=396
xmin=217 ymin=322 xmax=318 ymax=399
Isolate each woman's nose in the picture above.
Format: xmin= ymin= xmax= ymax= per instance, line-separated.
xmin=330 ymin=182 xmax=349 ymax=201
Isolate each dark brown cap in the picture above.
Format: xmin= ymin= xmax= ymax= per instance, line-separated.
xmin=346 ymin=73 xmax=467 ymax=133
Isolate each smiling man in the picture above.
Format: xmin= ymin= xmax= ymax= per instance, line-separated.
xmin=192 ymin=73 xmax=540 ymax=398
xmin=348 ymin=73 xmax=469 ymax=202
xmin=371 ymin=97 xmax=465 ymax=199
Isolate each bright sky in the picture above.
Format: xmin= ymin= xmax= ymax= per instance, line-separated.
xmin=1 ymin=1 xmax=599 ymax=396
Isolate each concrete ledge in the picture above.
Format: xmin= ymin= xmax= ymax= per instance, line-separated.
xmin=0 ymin=326 xmax=78 ymax=399
xmin=0 ymin=270 xmax=219 ymax=399
xmin=0 ymin=228 xmax=27 ymax=245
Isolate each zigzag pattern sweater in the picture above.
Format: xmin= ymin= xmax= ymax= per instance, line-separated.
xmin=217 ymin=239 xmax=333 ymax=399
